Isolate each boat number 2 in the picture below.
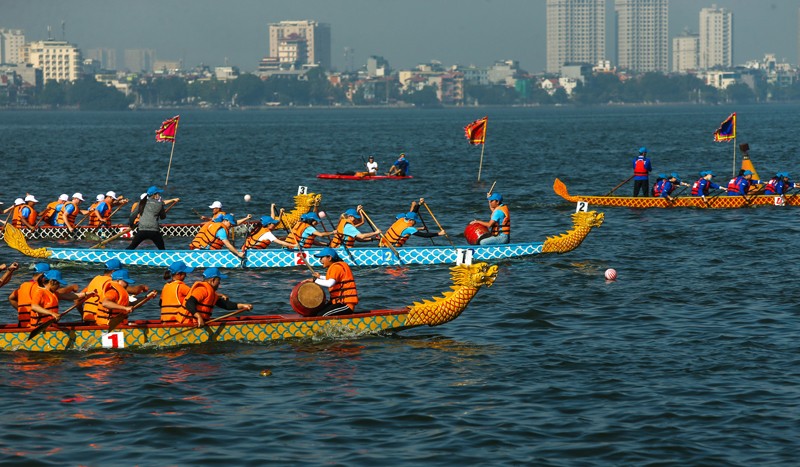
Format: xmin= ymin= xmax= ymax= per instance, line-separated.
xmin=575 ymin=201 xmax=589 ymax=213
xmin=101 ymin=332 xmax=125 ymax=349
xmin=295 ymin=252 xmax=309 ymax=265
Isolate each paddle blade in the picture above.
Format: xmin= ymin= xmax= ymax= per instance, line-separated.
xmin=28 ymin=318 xmax=55 ymax=340
xmin=84 ymin=231 xmax=103 ymax=243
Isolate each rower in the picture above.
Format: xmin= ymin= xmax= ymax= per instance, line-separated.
xmin=181 ymin=267 xmax=253 ymax=327
xmin=381 ymin=205 xmax=445 ymax=247
xmin=12 ymin=195 xmax=39 ymax=230
xmin=0 ymin=262 xmax=19 ymax=289
xmin=286 ymin=212 xmax=334 ymax=247
xmin=189 ymin=214 xmax=246 ymax=260
xmin=55 ymin=193 xmax=86 ymax=234
xmin=764 ymin=172 xmax=799 ymax=195
xmin=39 ymin=194 xmax=68 ymax=226
xmin=329 ymin=206 xmax=381 ymax=248
xmin=96 ymin=269 xmax=144 ymax=327
xmin=160 ymin=261 xmax=195 ymax=323
xmin=90 ymin=191 xmax=124 ymax=228
xmin=241 ymin=215 xmax=296 ymax=252
xmin=726 ymin=170 xmax=761 ymax=196
xmin=658 ymin=173 xmax=690 ymax=202
xmin=471 ymin=192 xmax=510 ymax=245
xmin=691 ymin=171 xmax=726 ymax=201
xmin=200 ymin=201 xmax=225 ymax=223
xmin=81 ymin=259 xmax=148 ymax=324
xmin=311 ymin=247 xmax=359 ymax=317
xmin=30 ymin=270 xmax=91 ymax=327
xmin=10 ymin=263 xmax=79 ymax=327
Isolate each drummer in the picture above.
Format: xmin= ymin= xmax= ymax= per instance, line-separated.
xmin=471 ymin=192 xmax=510 ymax=245
xmin=311 ymin=247 xmax=358 ymax=317
xmin=182 ymin=267 xmax=253 ymax=327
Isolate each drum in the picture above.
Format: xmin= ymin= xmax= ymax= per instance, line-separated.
xmin=290 ymin=279 xmax=326 ymax=316
xmin=463 ymin=222 xmax=490 ymax=245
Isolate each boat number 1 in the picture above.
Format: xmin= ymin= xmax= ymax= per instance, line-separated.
xmin=101 ymin=332 xmax=125 ymax=349
xmin=575 ymin=201 xmax=589 ymax=213
xmin=456 ymin=248 xmax=474 ymax=266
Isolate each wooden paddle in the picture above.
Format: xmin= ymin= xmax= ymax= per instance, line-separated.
xmin=487 ymin=180 xmax=497 ymax=196
xmin=90 ymin=227 xmax=131 ymax=249
xmin=360 ymin=209 xmax=403 ymax=264
xmin=106 ymin=291 xmax=158 ymax=332
xmin=421 ymin=200 xmax=455 ymax=248
xmin=280 ymin=211 xmax=315 ymax=275
xmin=147 ymin=307 xmax=253 ymax=347
xmin=605 ymin=176 xmax=634 ymax=196
xmin=28 ymin=293 xmax=95 ymax=340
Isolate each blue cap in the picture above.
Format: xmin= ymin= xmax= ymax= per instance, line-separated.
xmin=222 ymin=214 xmax=236 ymax=223
xmin=168 ymin=261 xmax=194 ymax=275
xmin=488 ymin=193 xmax=503 ymax=202
xmin=313 ymin=247 xmax=340 ymax=259
xmin=301 ymin=212 xmax=321 ymax=223
xmin=260 ymin=216 xmax=279 ymax=225
xmin=639 ymin=146 xmax=648 ymax=154
xmin=670 ymin=172 xmax=680 ymax=179
xmin=395 ymin=213 xmax=405 ymax=220
xmin=203 ymin=267 xmax=228 ymax=280
xmin=706 ymin=171 xmax=715 ymax=177
xmin=783 ymin=172 xmax=791 ymax=178
xmin=43 ymin=270 xmax=63 ymax=282
xmin=33 ymin=263 xmax=51 ymax=273
xmin=658 ymin=173 xmax=667 ymax=179
xmin=105 ymin=258 xmax=122 ymax=271
xmin=404 ymin=212 xmax=421 ymax=222
xmin=344 ymin=208 xmax=362 ymax=219
xmin=743 ymin=170 xmax=753 ymax=176
xmin=111 ymin=269 xmax=136 ymax=284
xmin=146 ymin=185 xmax=163 ymax=196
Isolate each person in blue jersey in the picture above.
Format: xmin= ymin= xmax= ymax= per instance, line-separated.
xmin=632 ymin=147 xmax=652 ymax=197
xmin=472 ymin=193 xmax=510 ymax=245
xmin=651 ymin=174 xmax=667 ymax=197
xmin=691 ymin=171 xmax=726 ymax=201
xmin=726 ymin=170 xmax=761 ymax=196
xmin=387 ymin=153 xmax=410 ymax=176
xmin=329 ymin=206 xmax=381 ymax=248
xmin=287 ymin=212 xmax=335 ymax=248
xmin=380 ymin=208 xmax=446 ymax=247
xmin=658 ymin=173 xmax=690 ymax=202
xmin=764 ymin=172 xmax=799 ymax=195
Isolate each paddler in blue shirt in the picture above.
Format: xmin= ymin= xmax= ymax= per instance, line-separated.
xmin=691 ymin=171 xmax=726 ymax=201
xmin=472 ymin=193 xmax=510 ymax=245
xmin=387 ymin=153 xmax=410 ymax=176
xmin=726 ymin=170 xmax=761 ymax=196
xmin=764 ymin=172 xmax=799 ymax=195
xmin=659 ymin=173 xmax=689 ymax=202
xmin=651 ymin=174 xmax=667 ymax=197
xmin=632 ymin=147 xmax=652 ymax=197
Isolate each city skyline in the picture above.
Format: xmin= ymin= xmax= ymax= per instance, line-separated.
xmin=3 ymin=0 xmax=800 ymax=72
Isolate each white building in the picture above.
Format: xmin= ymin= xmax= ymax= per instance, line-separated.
xmin=703 ymin=70 xmax=738 ymax=89
xmin=672 ymin=32 xmax=699 ymax=72
xmin=25 ymin=40 xmax=82 ymax=82
xmin=0 ymin=29 xmax=25 ymax=64
xmin=268 ymin=20 xmax=331 ymax=69
xmin=615 ymin=0 xmax=669 ymax=73
xmin=546 ymin=0 xmax=606 ymax=74
xmin=699 ymin=5 xmax=733 ymax=70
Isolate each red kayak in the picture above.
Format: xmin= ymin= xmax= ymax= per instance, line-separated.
xmin=317 ymin=173 xmax=413 ymax=180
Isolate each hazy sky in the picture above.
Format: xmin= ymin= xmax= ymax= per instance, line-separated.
xmin=4 ymin=0 xmax=799 ymax=72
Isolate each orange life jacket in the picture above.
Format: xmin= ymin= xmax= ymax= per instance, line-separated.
xmin=491 ymin=205 xmax=511 ymax=236
xmin=380 ymin=218 xmax=412 ymax=247
xmin=30 ymin=287 xmax=59 ymax=327
xmin=183 ymin=281 xmax=217 ymax=323
xmin=243 ymin=226 xmax=272 ymax=250
xmin=14 ymin=280 xmax=39 ymax=327
xmin=287 ymin=221 xmax=316 ymax=248
xmin=56 ymin=202 xmax=79 ymax=226
xmin=160 ymin=280 xmax=191 ymax=323
xmin=190 ymin=222 xmax=225 ymax=250
xmin=82 ymin=274 xmax=111 ymax=323
xmin=88 ymin=201 xmax=108 ymax=228
xmin=329 ymin=218 xmax=356 ymax=248
xmin=40 ymin=200 xmax=63 ymax=225
xmin=327 ymin=261 xmax=358 ymax=310
xmin=96 ymin=281 xmax=130 ymax=326
xmin=12 ymin=204 xmax=37 ymax=228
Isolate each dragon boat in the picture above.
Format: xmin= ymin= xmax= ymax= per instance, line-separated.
xmin=0 ymin=192 xmax=322 ymax=241
xmin=317 ymin=173 xmax=413 ymax=180
xmin=0 ymin=262 xmax=498 ymax=352
xmin=3 ymin=210 xmax=604 ymax=268
xmin=554 ymin=178 xmax=799 ymax=209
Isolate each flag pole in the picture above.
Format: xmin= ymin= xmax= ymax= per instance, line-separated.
xmin=732 ymin=137 xmax=736 ymax=178
xmin=164 ymin=120 xmax=179 ymax=188
xmin=477 ymin=120 xmax=488 ymax=182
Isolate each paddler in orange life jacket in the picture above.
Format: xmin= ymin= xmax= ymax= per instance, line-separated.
xmin=29 ymin=269 xmax=93 ymax=327
xmin=189 ymin=214 xmax=246 ymax=260
xmin=160 ymin=261 xmax=195 ymax=323
xmin=11 ymin=194 xmax=39 ymax=230
xmin=39 ymin=193 xmax=68 ymax=226
xmin=89 ymin=191 xmax=125 ymax=228
xmin=691 ymin=171 xmax=726 ymax=201
xmin=80 ymin=258 xmax=148 ymax=324
xmin=241 ymin=215 xmax=296 ymax=252
xmin=472 ymin=192 xmax=510 ymax=245
xmin=632 ymin=147 xmax=652 ymax=197
xmin=96 ymin=269 xmax=156 ymax=327
xmin=311 ymin=247 xmax=359 ymax=317
xmin=381 ymin=200 xmax=446 ymax=247
xmin=182 ymin=267 xmax=253 ymax=327
xmin=55 ymin=192 xmax=86 ymax=233
xmin=286 ymin=212 xmax=334 ymax=248
xmin=726 ymin=170 xmax=761 ymax=196
xmin=329 ymin=206 xmax=381 ymax=248
xmin=9 ymin=262 xmax=50 ymax=327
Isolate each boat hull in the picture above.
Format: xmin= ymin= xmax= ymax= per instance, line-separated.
xmin=316 ymin=174 xmax=413 ymax=180
xmin=0 ymin=311 xmax=414 ymax=352
xmin=0 ymin=223 xmax=205 ymax=241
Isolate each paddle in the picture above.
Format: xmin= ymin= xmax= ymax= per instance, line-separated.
xmin=280 ymin=211 xmax=316 ymax=275
xmin=360 ymin=209 xmax=403 ymax=264
xmin=27 ymin=293 xmax=95 ymax=340
xmin=487 ymin=180 xmax=497 ymax=196
xmin=605 ymin=176 xmax=634 ymax=196
xmin=90 ymin=227 xmax=131 ymax=249
xmin=413 ymin=202 xmax=436 ymax=246
xmin=106 ymin=291 xmax=158 ymax=332
xmin=421 ymin=200 xmax=455 ymax=248
xmin=147 ymin=306 xmax=253 ymax=347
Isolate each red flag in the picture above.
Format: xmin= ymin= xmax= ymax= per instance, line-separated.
xmin=464 ymin=117 xmax=488 ymax=145
xmin=156 ymin=115 xmax=180 ymax=142
xmin=713 ymin=112 xmax=735 ymax=142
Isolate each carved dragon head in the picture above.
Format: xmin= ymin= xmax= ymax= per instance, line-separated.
xmin=572 ymin=210 xmax=605 ymax=228
xmin=451 ymin=262 xmax=499 ymax=289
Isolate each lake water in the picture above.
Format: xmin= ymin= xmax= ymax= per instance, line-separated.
xmin=1 ymin=105 xmax=800 ymax=465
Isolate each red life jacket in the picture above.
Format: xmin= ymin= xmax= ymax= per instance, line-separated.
xmin=634 ymin=158 xmax=649 ymax=177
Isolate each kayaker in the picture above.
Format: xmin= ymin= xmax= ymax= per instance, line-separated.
xmin=11 ymin=194 xmax=38 ymax=230
xmin=126 ymin=185 xmax=179 ymax=250
xmin=632 ymin=147 xmax=652 ymax=197
xmin=241 ymin=215 xmax=296 ymax=252
xmin=160 ymin=261 xmax=195 ymax=323
xmin=189 ymin=214 xmax=246 ymax=260
xmin=691 ymin=171 xmax=726 ymax=200
xmin=329 ymin=206 xmax=381 ymax=248
xmin=311 ymin=247 xmax=359 ymax=317
xmin=286 ymin=212 xmax=334 ymax=247
xmin=30 ymin=269 xmax=92 ymax=327
xmin=366 ymin=155 xmax=378 ymax=175
xmin=471 ymin=192 xmax=510 ymax=245
xmin=387 ymin=153 xmax=410 ymax=176
xmin=182 ymin=267 xmax=253 ymax=327
xmin=81 ymin=258 xmax=148 ymax=324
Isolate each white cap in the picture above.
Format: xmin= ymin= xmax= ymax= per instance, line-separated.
xmin=14 ymin=198 xmax=24 ymax=206
xmin=209 ymin=201 xmax=223 ymax=209
xmin=24 ymin=195 xmax=38 ymax=203
xmin=96 ymin=194 xmax=105 ymax=202
xmin=140 ymin=193 xmax=147 ymax=199
xmin=72 ymin=193 xmax=85 ymax=201
xmin=58 ymin=194 xmax=69 ymax=202
xmin=105 ymin=191 xmax=117 ymax=200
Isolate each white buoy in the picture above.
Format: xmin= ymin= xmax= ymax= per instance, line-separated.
xmin=244 ymin=194 xmax=251 ymax=202
xmin=604 ymin=268 xmax=617 ymax=281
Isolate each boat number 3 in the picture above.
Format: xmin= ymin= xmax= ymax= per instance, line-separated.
xmin=101 ymin=332 xmax=125 ymax=349
xmin=297 ymin=186 xmax=308 ymax=195
xmin=456 ymin=248 xmax=474 ymax=266
xmin=295 ymin=251 xmax=309 ymax=265
xmin=575 ymin=201 xmax=589 ymax=213
xmin=774 ymin=196 xmax=785 ymax=206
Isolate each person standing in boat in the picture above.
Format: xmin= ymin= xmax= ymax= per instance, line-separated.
xmin=387 ymin=153 xmax=410 ymax=176
xmin=472 ymin=192 xmax=510 ymax=245
xmin=181 ymin=267 xmax=253 ymax=327
xmin=311 ymin=247 xmax=359 ymax=317
xmin=329 ymin=206 xmax=381 ymax=248
xmin=126 ymin=185 xmax=179 ymax=250
xmin=691 ymin=171 xmax=726 ymax=201
xmin=366 ymin=156 xmax=378 ymax=175
xmin=632 ymin=147 xmax=652 ymax=197
xmin=160 ymin=261 xmax=195 ymax=323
